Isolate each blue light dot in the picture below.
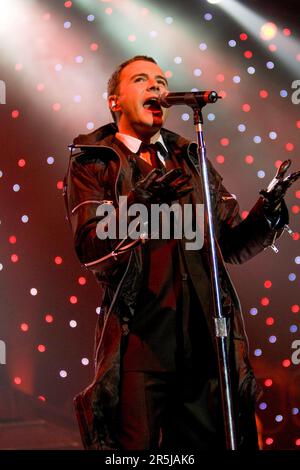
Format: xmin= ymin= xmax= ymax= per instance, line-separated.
xmin=228 ymin=39 xmax=236 ymax=47
xmin=47 ymin=156 xmax=54 ymax=165
xmin=87 ymin=14 xmax=95 ymax=22
xmin=269 ymin=335 xmax=277 ymax=343
xmin=259 ymin=402 xmax=267 ymax=410
xmin=75 ymin=56 xmax=84 ymax=63
xmin=295 ymin=256 xmax=300 ymax=265
xmin=257 ymin=170 xmax=265 ymax=178
xmin=64 ymin=21 xmax=71 ymax=29
xmin=207 ymin=113 xmax=215 ymax=121
xmin=280 ymin=89 xmax=288 ymax=97
xmin=86 ymin=122 xmax=94 ymax=130
xmin=292 ymin=408 xmax=299 ymax=415
xmin=174 ymin=56 xmax=182 ymax=64
xmin=181 ymin=113 xmax=190 ymax=121
xmin=73 ymin=95 xmax=82 ymax=103
xmin=254 ymin=135 xmax=262 ymax=143
xmin=290 ymin=325 xmax=298 ymax=333
xmin=199 ymin=43 xmax=207 ymax=51
xmin=266 ymin=61 xmax=275 ymax=69
xmin=165 ymin=17 xmax=173 ymax=24
xmin=269 ymin=131 xmax=277 ymax=140
xmin=288 ymin=273 xmax=296 ymax=281
xmin=250 ymin=307 xmax=258 ymax=316
xmin=238 ymin=124 xmax=246 ymax=132
xmin=233 ymin=75 xmax=241 ymax=83
xmin=254 ymin=349 xmax=262 ymax=356
xmin=13 ymin=184 xmax=20 ymax=192
xmin=204 ymin=13 xmax=213 ymax=21
xmin=275 ymin=415 xmax=283 ymax=422
xmin=247 ymin=66 xmax=256 ymax=75
xmin=21 ymin=215 xmax=29 ymax=223
xmin=193 ymin=68 xmax=202 ymax=76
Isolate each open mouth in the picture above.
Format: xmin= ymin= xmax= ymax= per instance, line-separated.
xmin=143 ymin=98 xmax=162 ymax=113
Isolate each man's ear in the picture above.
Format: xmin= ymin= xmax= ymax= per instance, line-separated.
xmin=108 ymin=95 xmax=121 ymax=112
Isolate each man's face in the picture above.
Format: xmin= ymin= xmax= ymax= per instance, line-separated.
xmin=109 ymin=60 xmax=169 ymax=140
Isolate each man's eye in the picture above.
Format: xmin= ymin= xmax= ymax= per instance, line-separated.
xmin=134 ymin=77 xmax=145 ymax=82
xmin=158 ymin=80 xmax=167 ymax=86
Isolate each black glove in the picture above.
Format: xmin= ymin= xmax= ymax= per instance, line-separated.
xmin=260 ymin=159 xmax=300 ymax=229
xmin=132 ymin=167 xmax=193 ymax=205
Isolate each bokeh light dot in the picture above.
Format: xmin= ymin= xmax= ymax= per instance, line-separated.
xmin=69 ymin=320 xmax=77 ymax=328
xmin=240 ymin=33 xmax=248 ymax=41
xmin=264 ymin=280 xmax=272 ymax=288
xmin=18 ymin=159 xmax=26 ymax=167
xmin=265 ymin=438 xmax=274 ymax=446
xmin=59 ymin=370 xmax=67 ymax=378
xmin=87 ymin=14 xmax=95 ymax=22
xmin=259 ymin=402 xmax=267 ymax=410
xmin=266 ymin=61 xmax=275 ymax=69
xmin=207 ymin=113 xmax=215 ymax=121
xmin=11 ymin=254 xmax=19 ymax=263
xmin=37 ymin=344 xmax=46 ymax=353
xmin=269 ymin=131 xmax=277 ymax=140
xmin=288 ymin=273 xmax=296 ymax=282
xmin=21 ymin=215 xmax=29 ymax=223
xmin=13 ymin=184 xmax=20 ymax=192
xmin=233 ymin=75 xmax=241 ymax=83
xmin=81 ymin=358 xmax=89 ymax=365
xmin=45 ymin=314 xmax=53 ymax=323
xmin=70 ymin=296 xmax=78 ymax=304
xmin=90 ymin=43 xmax=99 ymax=51
xmin=165 ymin=70 xmax=173 ymax=79
xmin=174 ymin=56 xmax=182 ymax=64
xmin=290 ymin=325 xmax=298 ymax=333
xmin=244 ymin=50 xmax=253 ymax=59
xmin=56 ymin=181 xmax=64 ymax=190
xmin=30 ymin=288 xmax=38 ymax=296
xmin=292 ymin=408 xmax=299 ymax=415
xmin=266 ymin=317 xmax=274 ymax=326
xmin=54 ymin=256 xmax=63 ymax=265
xmin=260 ymin=90 xmax=268 ymax=98
xmin=280 ymin=90 xmax=288 ymax=98
xmin=254 ymin=349 xmax=262 ymax=357
xmin=9 ymin=235 xmax=17 ymax=244
xmin=261 ymin=297 xmax=269 ymax=306
xmin=105 ymin=7 xmax=113 ymax=15
xmin=64 ymin=21 xmax=71 ymax=29
xmin=291 ymin=304 xmax=299 ymax=312
xmin=128 ymin=34 xmax=136 ymax=42
xmin=265 ymin=379 xmax=273 ymax=387
xmin=245 ymin=155 xmax=254 ymax=164
xmin=193 ymin=68 xmax=202 ymax=76
xmin=204 ymin=13 xmax=213 ymax=21
xmin=250 ymin=308 xmax=258 ymax=316
xmin=275 ymin=415 xmax=283 ymax=422
xmin=254 ymin=136 xmax=262 ymax=144
xmin=282 ymin=359 xmax=291 ymax=368
xmin=47 ymin=156 xmax=54 ymax=165
xmin=12 ymin=110 xmax=20 ymax=119
xmin=257 ymin=170 xmax=265 ymax=178
xmin=181 ymin=113 xmax=190 ymax=121
xmin=78 ymin=276 xmax=87 ymax=285
xmin=238 ymin=124 xmax=246 ymax=132
xmin=269 ymin=335 xmax=277 ymax=343
xmin=165 ymin=17 xmax=173 ymax=24
xmin=52 ymin=103 xmax=61 ymax=111
xmin=247 ymin=66 xmax=255 ymax=75
xmin=216 ymin=155 xmax=225 ymax=164
xmin=295 ymin=257 xmax=300 ymax=265
xmin=242 ymin=103 xmax=251 ymax=112
xmin=20 ymin=323 xmax=29 ymax=332
xmin=286 ymin=142 xmax=294 ymax=151
xmin=220 ymin=138 xmax=229 ymax=146
xmin=14 ymin=377 xmax=22 ymax=385
xmin=199 ymin=43 xmax=207 ymax=51
xmin=86 ymin=122 xmax=94 ymax=130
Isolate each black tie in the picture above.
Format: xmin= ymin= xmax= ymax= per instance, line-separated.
xmin=139 ymin=142 xmax=162 ymax=169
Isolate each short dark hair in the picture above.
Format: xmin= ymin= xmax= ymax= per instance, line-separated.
xmin=107 ymin=55 xmax=157 ymax=122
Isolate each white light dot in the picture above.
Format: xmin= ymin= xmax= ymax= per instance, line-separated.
xmin=73 ymin=95 xmax=82 ymax=103
xmin=228 ymin=39 xmax=236 ymax=47
xmin=54 ymin=64 xmax=63 ymax=72
xmin=81 ymin=358 xmax=89 ymax=365
xmin=47 ymin=156 xmax=55 ymax=165
xmin=193 ymin=68 xmax=202 ymax=76
xmin=13 ymin=184 xmax=20 ymax=192
xmin=87 ymin=14 xmax=95 ymax=22
xmin=280 ymin=89 xmax=288 ymax=98
xmin=69 ymin=320 xmax=77 ymax=328
xmin=30 ymin=288 xmax=38 ymax=296
xmin=191 ymin=88 xmax=199 ymax=92
xmin=59 ymin=370 xmax=67 ymax=378
xmin=21 ymin=215 xmax=29 ymax=223
xmin=75 ymin=56 xmax=84 ymax=63
xmin=266 ymin=61 xmax=275 ymax=69
xmin=250 ymin=307 xmax=258 ymax=316
xmin=0 ymin=170 xmax=3 ymax=177
xmin=174 ymin=56 xmax=182 ymax=64
xmin=238 ymin=124 xmax=246 ymax=132
xmin=165 ymin=16 xmax=173 ymax=24
xmin=181 ymin=113 xmax=190 ymax=121
xmin=269 ymin=335 xmax=277 ymax=343
xmin=0 ymin=263 xmax=3 ymax=271
xmin=64 ymin=21 xmax=71 ymax=29
xmin=288 ymin=273 xmax=296 ymax=281
xmin=207 ymin=113 xmax=215 ymax=121
xmin=275 ymin=415 xmax=283 ymax=422
xmin=254 ymin=349 xmax=262 ymax=356
xmin=269 ymin=131 xmax=277 ymax=140
xmin=199 ymin=43 xmax=207 ymax=51
xmin=233 ymin=75 xmax=241 ymax=83
xmin=149 ymin=30 xmax=158 ymax=38
xmin=96 ymin=307 xmax=101 ymax=315
xmin=247 ymin=66 xmax=256 ymax=75
xmin=257 ymin=170 xmax=265 ymax=178
xmin=253 ymin=135 xmax=262 ymax=143
xmin=204 ymin=13 xmax=213 ymax=21
xmin=86 ymin=122 xmax=94 ymax=130
xmin=295 ymin=256 xmax=300 ymax=265
xmin=102 ymin=92 xmax=108 ymax=99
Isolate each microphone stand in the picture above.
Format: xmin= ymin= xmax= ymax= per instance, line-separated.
xmin=192 ymin=104 xmax=237 ymax=450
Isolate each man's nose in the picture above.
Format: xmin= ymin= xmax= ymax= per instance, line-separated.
xmin=147 ymin=79 xmax=161 ymax=91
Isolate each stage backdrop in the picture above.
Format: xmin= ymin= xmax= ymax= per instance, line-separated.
xmin=0 ymin=0 xmax=299 ymax=449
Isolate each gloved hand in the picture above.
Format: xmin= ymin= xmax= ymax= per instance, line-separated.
xmin=260 ymin=159 xmax=300 ymax=228
xmin=131 ymin=167 xmax=193 ymax=205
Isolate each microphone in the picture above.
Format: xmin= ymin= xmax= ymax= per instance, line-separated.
xmin=159 ymin=91 xmax=221 ymax=108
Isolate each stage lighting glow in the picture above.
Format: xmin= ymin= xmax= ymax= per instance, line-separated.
xmin=18 ymin=159 xmax=26 ymax=167
xmin=47 ymin=157 xmax=55 ymax=165
xmin=245 ymin=155 xmax=254 ymax=164
xmin=265 ymin=438 xmax=274 ymax=445
xmin=266 ymin=61 xmax=275 ymax=69
xmin=12 ymin=110 xmax=20 ymax=118
xmin=14 ymin=377 xmax=22 ymax=385
xmin=264 ymin=379 xmax=273 ymax=387
xmin=9 ymin=235 xmax=17 ymax=244
xmin=81 ymin=358 xmax=89 ymax=365
xmin=37 ymin=344 xmax=46 ymax=352
xmin=254 ymin=349 xmax=262 ymax=356
xmin=244 ymin=50 xmax=253 ymax=59
xmin=59 ymin=370 xmax=67 ymax=378
xmin=290 ymin=325 xmax=298 ymax=333
xmin=69 ymin=320 xmax=77 ymax=328
xmin=266 ymin=317 xmax=274 ymax=326
xmin=282 ymin=360 xmax=291 ymax=368
xmin=250 ymin=308 xmax=258 ymax=316
xmin=21 ymin=215 xmax=29 ymax=223
xmin=254 ymin=136 xmax=262 ymax=144
xmin=261 ymin=297 xmax=269 ymax=306
xmin=207 ymin=113 xmax=215 ymax=121
xmin=69 ymin=296 xmax=78 ymax=304
xmin=228 ymin=39 xmax=236 ymax=47
xmin=78 ymin=276 xmax=87 ymax=285
xmin=275 ymin=415 xmax=283 ymax=422
xmin=45 ymin=314 xmax=54 ymax=323
xmin=233 ymin=75 xmax=240 ymax=83
xmin=259 ymin=402 xmax=267 ymax=410
xmin=285 ymin=143 xmax=294 ymax=151
xmin=204 ymin=13 xmax=213 ymax=21
xmin=291 ymin=304 xmax=299 ymax=312
xmin=193 ymin=68 xmax=202 ymax=76
xmin=20 ymin=323 xmax=29 ymax=332
xmin=13 ymin=184 xmax=20 ymax=192
xmin=292 ymin=408 xmax=299 ymax=414
xmin=257 ymin=171 xmax=265 ymax=178
xmin=288 ymin=273 xmax=296 ymax=282
xmin=54 ymin=256 xmax=63 ymax=265
xmin=181 ymin=113 xmax=190 ymax=121
xmin=264 ymin=280 xmax=272 ymax=288
xmin=242 ymin=103 xmax=250 ymax=112
xmin=247 ymin=66 xmax=255 ymax=74
xmin=216 ymin=155 xmax=225 ymax=164
xmin=260 ymin=22 xmax=278 ymax=41
xmin=30 ymin=288 xmax=38 ymax=296
xmin=238 ymin=124 xmax=246 ymax=132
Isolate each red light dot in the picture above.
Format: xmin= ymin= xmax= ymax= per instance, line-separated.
xmin=12 ymin=110 xmax=20 ymax=118
xmin=292 ymin=205 xmax=300 ymax=214
xmin=296 ymin=438 xmax=300 ymax=446
xmin=216 ymin=155 xmax=225 ymax=164
xmin=165 ymin=70 xmax=173 ymax=79
xmin=216 ymin=74 xmax=225 ymax=82
xmin=297 ymin=120 xmax=300 ymax=129
xmin=261 ymin=297 xmax=270 ymax=306
xmin=245 ymin=155 xmax=254 ymax=164
xmin=128 ymin=34 xmax=136 ymax=42
xmin=220 ymin=138 xmax=230 ymax=147
xmin=15 ymin=63 xmax=23 ymax=71
xmin=283 ymin=28 xmax=291 ymax=36
xmin=52 ymin=103 xmax=61 ymax=111
xmin=18 ymin=159 xmax=26 ymax=167
xmin=282 ymin=359 xmax=291 ymax=368
xmin=218 ymin=90 xmax=227 ymax=98
xmin=244 ymin=50 xmax=253 ymax=59
xmin=70 ymin=295 xmax=78 ymax=304
xmin=268 ymin=44 xmax=277 ymax=52
xmin=141 ymin=7 xmax=149 ymax=15
xmin=240 ymin=33 xmax=248 ymax=41
xmin=266 ymin=317 xmax=274 ymax=326
xmin=291 ymin=304 xmax=299 ymax=313
xmin=20 ymin=323 xmax=29 ymax=332
xmin=259 ymin=90 xmax=268 ymax=98
xmin=14 ymin=377 xmax=22 ymax=385
xmin=292 ymin=232 xmax=299 ymax=240
xmin=105 ymin=7 xmax=113 ymax=14
xmin=9 ymin=235 xmax=17 ymax=244
xmin=241 ymin=211 xmax=249 ymax=220
xmin=264 ymin=379 xmax=273 ymax=387
xmin=286 ymin=142 xmax=294 ymax=151
xmin=295 ymin=190 xmax=300 ymax=199
xmin=43 ymin=13 xmax=51 ymax=21
xmin=64 ymin=1 xmax=72 ymax=7
xmin=275 ymin=160 xmax=282 ymax=169
xmin=90 ymin=43 xmax=99 ymax=51
xmin=38 ymin=395 xmax=46 ymax=402
xmin=242 ymin=103 xmax=251 ymax=112
xmin=56 ymin=180 xmax=64 ymax=190
xmin=36 ymin=83 xmax=45 ymax=91
xmin=264 ymin=280 xmax=272 ymax=288
xmin=37 ymin=344 xmax=46 ymax=352
xmin=265 ymin=437 xmax=274 ymax=445
xmin=54 ymin=256 xmax=63 ymax=265
xmin=45 ymin=314 xmax=53 ymax=323
xmin=78 ymin=276 xmax=87 ymax=285
xmin=11 ymin=254 xmax=19 ymax=263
